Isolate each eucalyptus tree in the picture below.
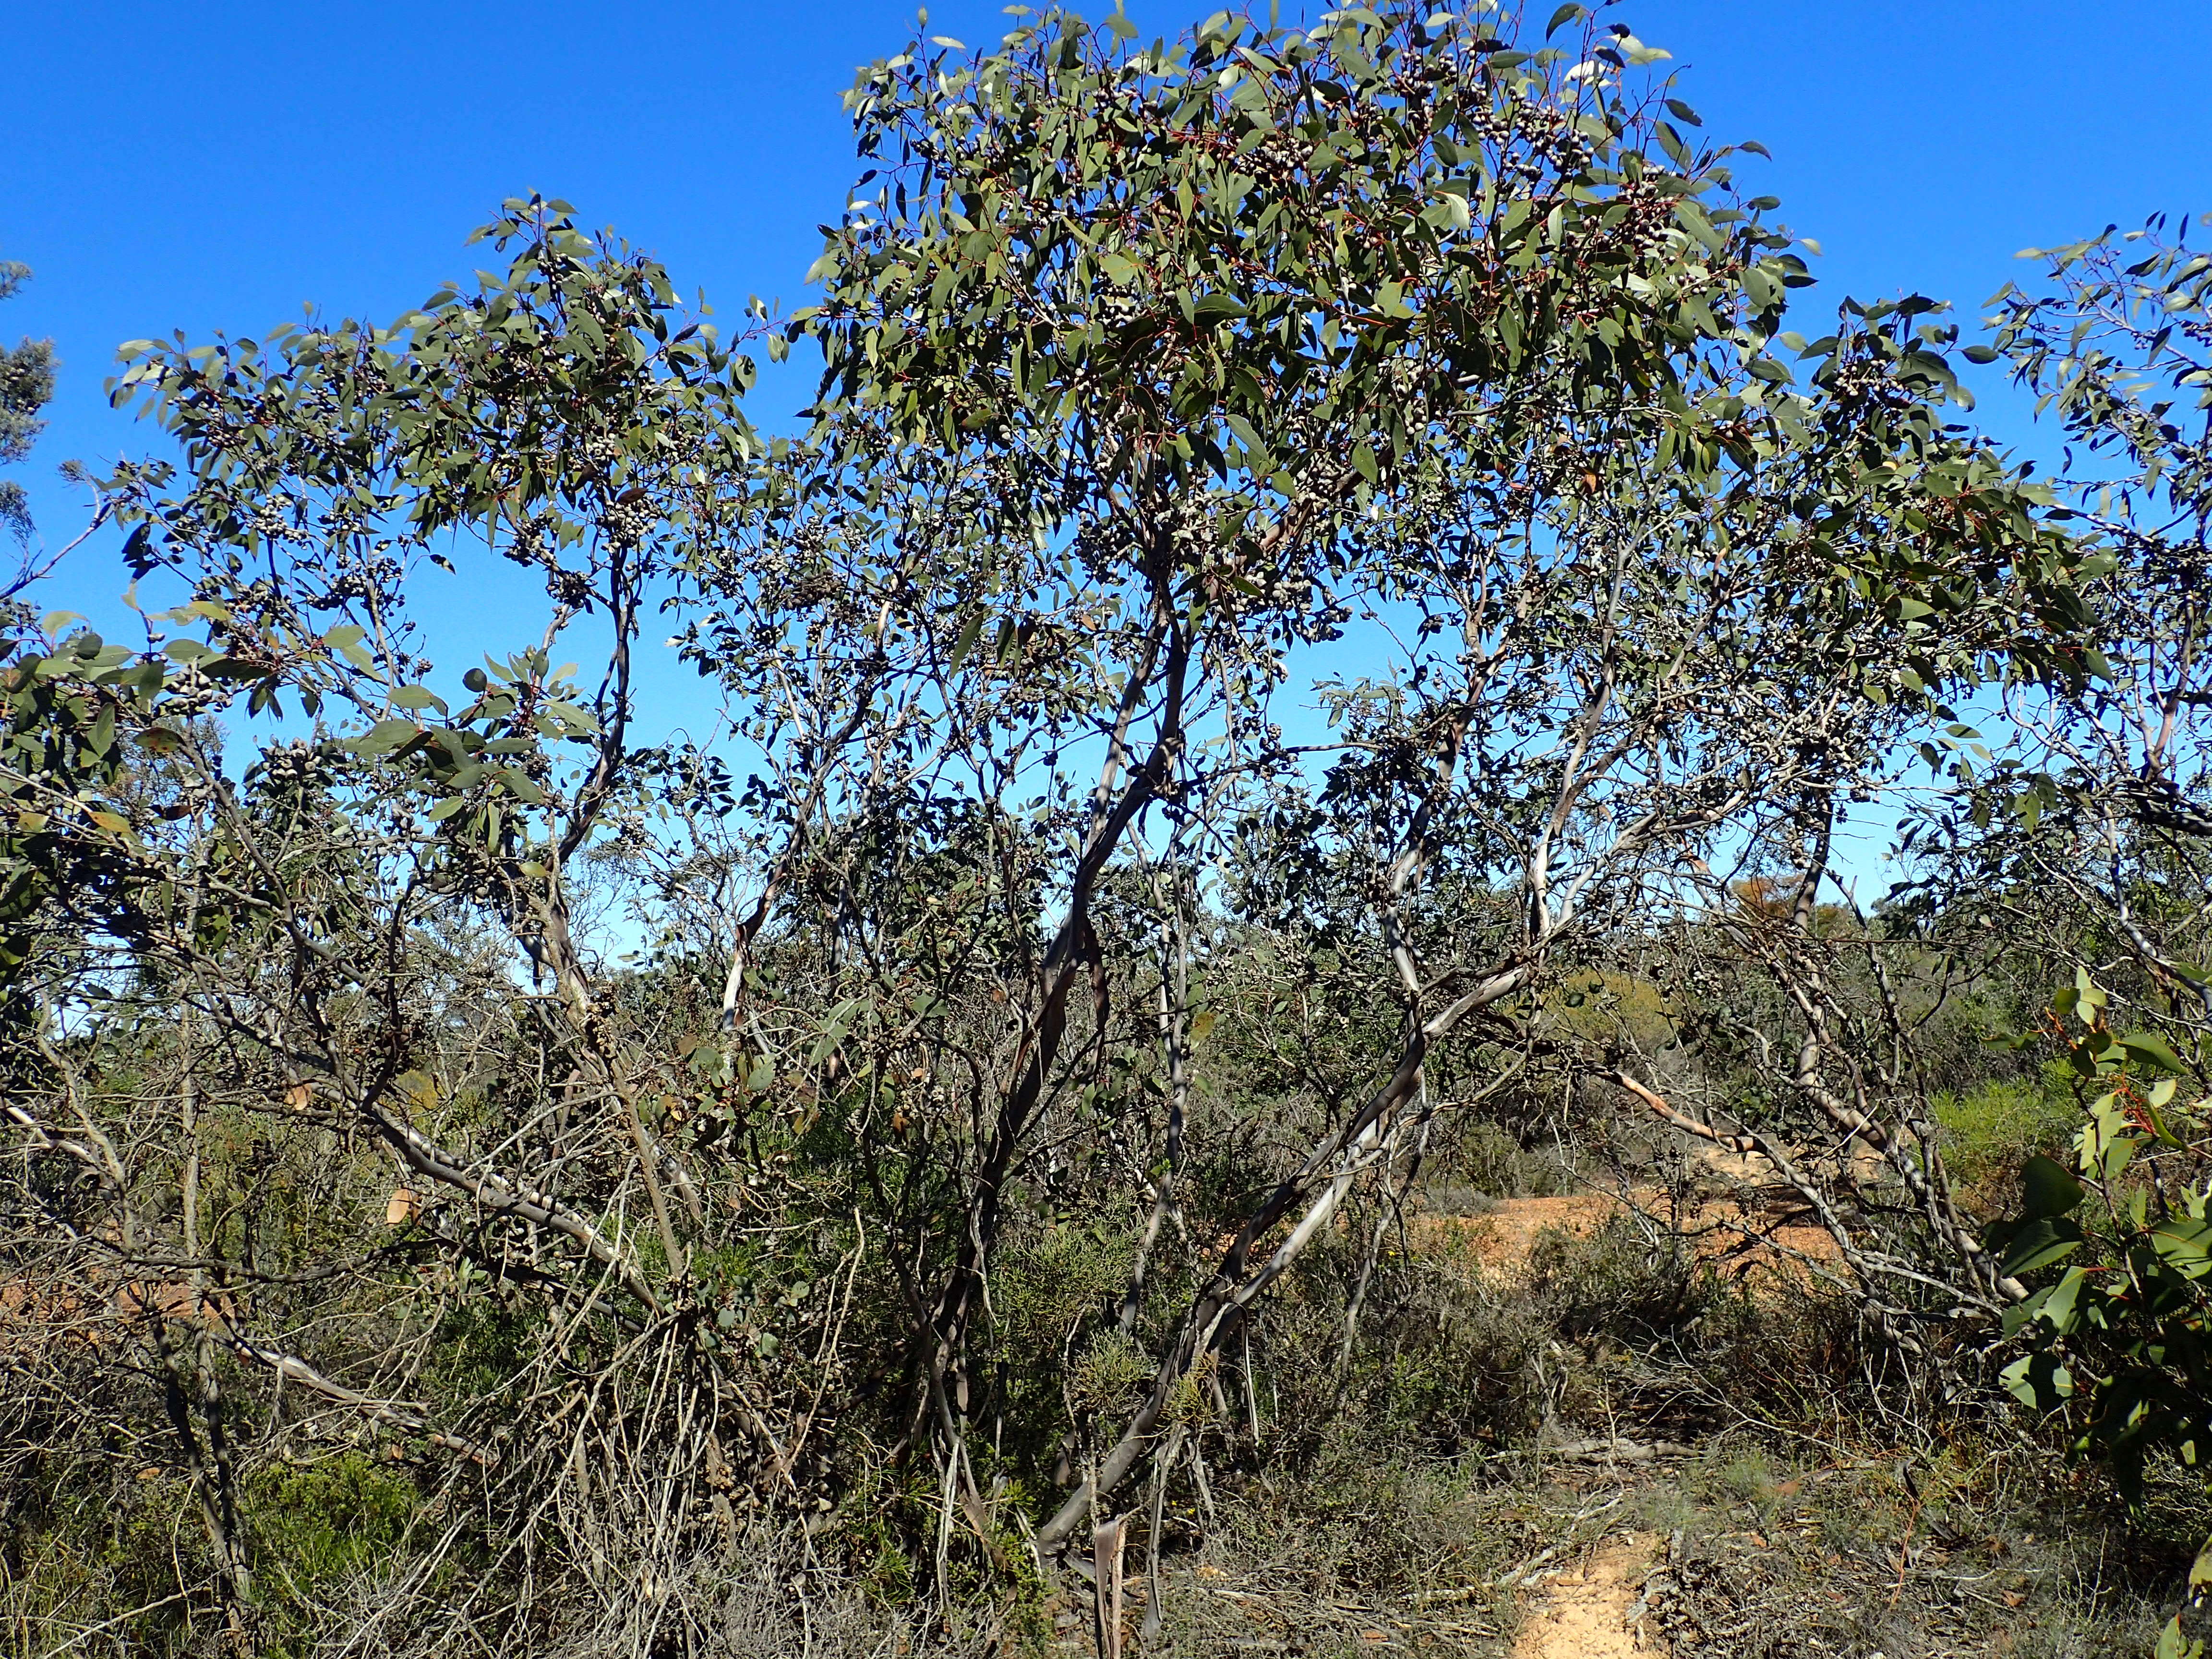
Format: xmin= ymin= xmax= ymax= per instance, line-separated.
xmin=1917 ymin=216 xmax=2212 ymax=1000
xmin=0 ymin=202 xmax=839 ymax=1651
xmin=1872 ymin=214 xmax=2212 ymax=1654
xmin=0 ymin=7 xmax=2105 ymax=1647
xmin=777 ymin=0 xmax=2080 ymax=1546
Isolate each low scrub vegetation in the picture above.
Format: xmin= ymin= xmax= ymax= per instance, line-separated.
xmin=5 ymin=3 xmax=2212 ymax=1654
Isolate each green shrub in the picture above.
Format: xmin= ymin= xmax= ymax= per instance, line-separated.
xmin=1452 ymin=1120 xmax=1578 ymax=1199
xmin=248 ymin=1452 xmax=421 ymax=1600
xmin=1932 ymin=1064 xmax=2079 ymax=1199
xmin=1526 ymin=1214 xmax=1706 ymax=1344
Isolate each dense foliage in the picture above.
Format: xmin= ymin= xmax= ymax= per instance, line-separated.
xmin=0 ymin=254 xmax=57 ymax=551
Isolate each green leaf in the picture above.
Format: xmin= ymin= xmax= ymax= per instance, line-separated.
xmin=2037 ymin=1265 xmax=2090 ymax=1333
xmin=2120 ymin=1032 xmax=2189 ymax=1075
xmin=2000 ymin=1351 xmax=2073 ymax=1409
xmin=352 ymin=720 xmax=421 ymax=757
xmin=1999 ymin=1215 xmax=2084 ymax=1276
xmin=497 ymin=767 xmax=549 ymax=804
xmin=2020 ymin=1154 xmax=2084 ymax=1218
xmin=202 ymin=657 xmax=274 ymax=683
xmin=947 ymin=611 xmax=984 ymax=673
xmin=2151 ymin=1216 xmax=2212 ymax=1278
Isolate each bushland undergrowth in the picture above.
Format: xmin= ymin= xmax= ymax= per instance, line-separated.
xmin=7 ymin=3 xmax=2212 ymax=1655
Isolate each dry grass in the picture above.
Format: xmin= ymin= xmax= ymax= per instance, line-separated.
xmin=1011 ymin=1443 xmax=2190 ymax=1659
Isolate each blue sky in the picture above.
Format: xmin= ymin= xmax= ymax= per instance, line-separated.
xmin=3 ymin=0 xmax=2207 ymax=710
xmin=5 ymin=0 xmax=2201 ymax=906
xmin=5 ymin=0 xmax=2208 ymax=538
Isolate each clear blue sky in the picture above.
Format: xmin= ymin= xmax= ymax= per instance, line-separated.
xmin=4 ymin=0 xmax=2201 ymax=906
xmin=4 ymin=0 xmax=2208 ymax=585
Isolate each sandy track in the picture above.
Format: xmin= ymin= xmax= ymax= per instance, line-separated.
xmin=1510 ymin=1534 xmax=1666 ymax=1658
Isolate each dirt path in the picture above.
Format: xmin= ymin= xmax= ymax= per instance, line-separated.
xmin=1509 ymin=1534 xmax=1665 ymax=1659
xmin=1417 ymin=1186 xmax=1840 ymax=1286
